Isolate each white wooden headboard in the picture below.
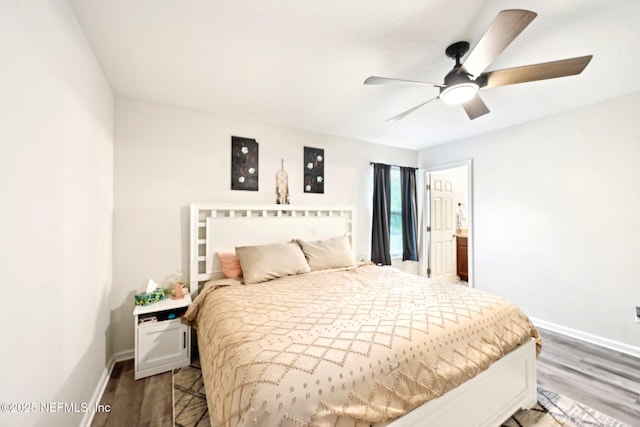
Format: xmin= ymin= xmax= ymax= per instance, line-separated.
xmin=189 ymin=203 xmax=355 ymax=295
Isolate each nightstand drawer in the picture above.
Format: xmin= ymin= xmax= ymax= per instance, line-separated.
xmin=137 ymin=319 xmax=189 ymax=372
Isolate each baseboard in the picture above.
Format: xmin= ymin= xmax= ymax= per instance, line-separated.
xmin=79 ymin=349 xmax=134 ymax=427
xmin=531 ymin=317 xmax=640 ymax=359
xmin=79 ymin=354 xmax=115 ymax=427
xmin=114 ymin=348 xmax=134 ymax=362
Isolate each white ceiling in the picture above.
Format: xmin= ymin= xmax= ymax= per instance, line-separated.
xmin=70 ymin=0 xmax=640 ymax=150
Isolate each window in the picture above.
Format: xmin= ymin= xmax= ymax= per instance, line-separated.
xmin=371 ymin=163 xmax=418 ymax=265
xmin=389 ymin=166 xmax=403 ymax=257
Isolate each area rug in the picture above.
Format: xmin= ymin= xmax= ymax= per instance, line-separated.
xmin=502 ymin=387 xmax=630 ymax=427
xmin=173 ymin=361 xmax=630 ymax=427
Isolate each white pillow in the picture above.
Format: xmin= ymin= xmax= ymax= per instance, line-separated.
xmin=235 ymin=242 xmax=310 ymax=284
xmin=295 ymin=235 xmax=356 ymax=271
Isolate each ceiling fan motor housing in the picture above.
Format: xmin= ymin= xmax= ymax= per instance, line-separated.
xmin=439 ymin=41 xmax=480 ymax=104
xmin=440 ymin=69 xmax=479 ymax=104
xmin=442 ymin=69 xmax=474 ymax=88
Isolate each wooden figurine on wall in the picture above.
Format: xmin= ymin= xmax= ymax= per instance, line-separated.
xmin=276 ymin=159 xmax=290 ymax=204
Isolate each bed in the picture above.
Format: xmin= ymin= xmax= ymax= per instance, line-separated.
xmin=186 ymin=204 xmax=540 ymax=427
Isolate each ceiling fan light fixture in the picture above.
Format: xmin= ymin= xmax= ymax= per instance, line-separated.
xmin=440 ymin=82 xmax=479 ymax=105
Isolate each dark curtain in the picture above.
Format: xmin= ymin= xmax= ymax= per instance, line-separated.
xmin=370 ymin=163 xmax=391 ymax=265
xmin=400 ymin=167 xmax=419 ymax=261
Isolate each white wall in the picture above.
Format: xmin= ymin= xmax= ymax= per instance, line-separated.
xmin=419 ymin=93 xmax=640 ymax=351
xmin=112 ymin=97 xmax=417 ymax=354
xmin=0 ymin=2 xmax=114 ymax=427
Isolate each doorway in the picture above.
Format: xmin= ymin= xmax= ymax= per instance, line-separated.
xmin=422 ymin=160 xmax=473 ymax=286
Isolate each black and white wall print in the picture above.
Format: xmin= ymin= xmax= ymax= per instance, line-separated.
xmin=303 ymin=146 xmax=324 ymax=194
xmin=231 ymin=136 xmax=259 ymax=191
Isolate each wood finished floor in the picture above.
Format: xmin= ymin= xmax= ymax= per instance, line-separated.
xmin=536 ymin=328 xmax=640 ymax=426
xmin=90 ymin=359 xmax=172 ymax=427
xmin=92 ymin=328 xmax=640 ymax=426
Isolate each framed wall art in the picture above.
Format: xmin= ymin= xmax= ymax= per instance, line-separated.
xmin=303 ymin=146 xmax=324 ymax=194
xmin=231 ymin=136 xmax=258 ymax=191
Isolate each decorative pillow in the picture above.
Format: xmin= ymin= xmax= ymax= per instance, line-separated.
xmin=235 ymin=242 xmax=310 ymax=284
xmin=215 ymin=252 xmax=243 ymax=279
xmin=295 ymin=235 xmax=356 ymax=271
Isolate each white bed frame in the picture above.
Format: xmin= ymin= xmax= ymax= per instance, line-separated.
xmin=189 ymin=203 xmax=537 ymax=427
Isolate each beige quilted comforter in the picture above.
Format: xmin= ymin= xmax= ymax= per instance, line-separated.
xmin=183 ymin=264 xmax=541 ymax=427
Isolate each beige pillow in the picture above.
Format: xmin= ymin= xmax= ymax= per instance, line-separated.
xmin=236 ymin=242 xmax=310 ymax=284
xmin=295 ymin=235 xmax=356 ymax=271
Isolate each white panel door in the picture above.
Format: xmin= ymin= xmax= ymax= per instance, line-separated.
xmin=429 ymin=174 xmax=456 ymax=283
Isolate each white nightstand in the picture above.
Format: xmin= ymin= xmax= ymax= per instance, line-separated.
xmin=133 ymin=293 xmax=192 ymax=380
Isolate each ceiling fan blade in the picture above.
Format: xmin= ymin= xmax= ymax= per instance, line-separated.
xmin=364 ymin=76 xmax=444 ymax=87
xmin=461 ymin=9 xmax=537 ymax=77
xmin=386 ymin=96 xmax=439 ymax=122
xmin=462 ymin=94 xmax=490 ymax=120
xmin=480 ymin=55 xmax=593 ymax=88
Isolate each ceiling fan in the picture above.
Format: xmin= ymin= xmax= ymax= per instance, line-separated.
xmin=364 ymin=9 xmax=592 ymax=121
